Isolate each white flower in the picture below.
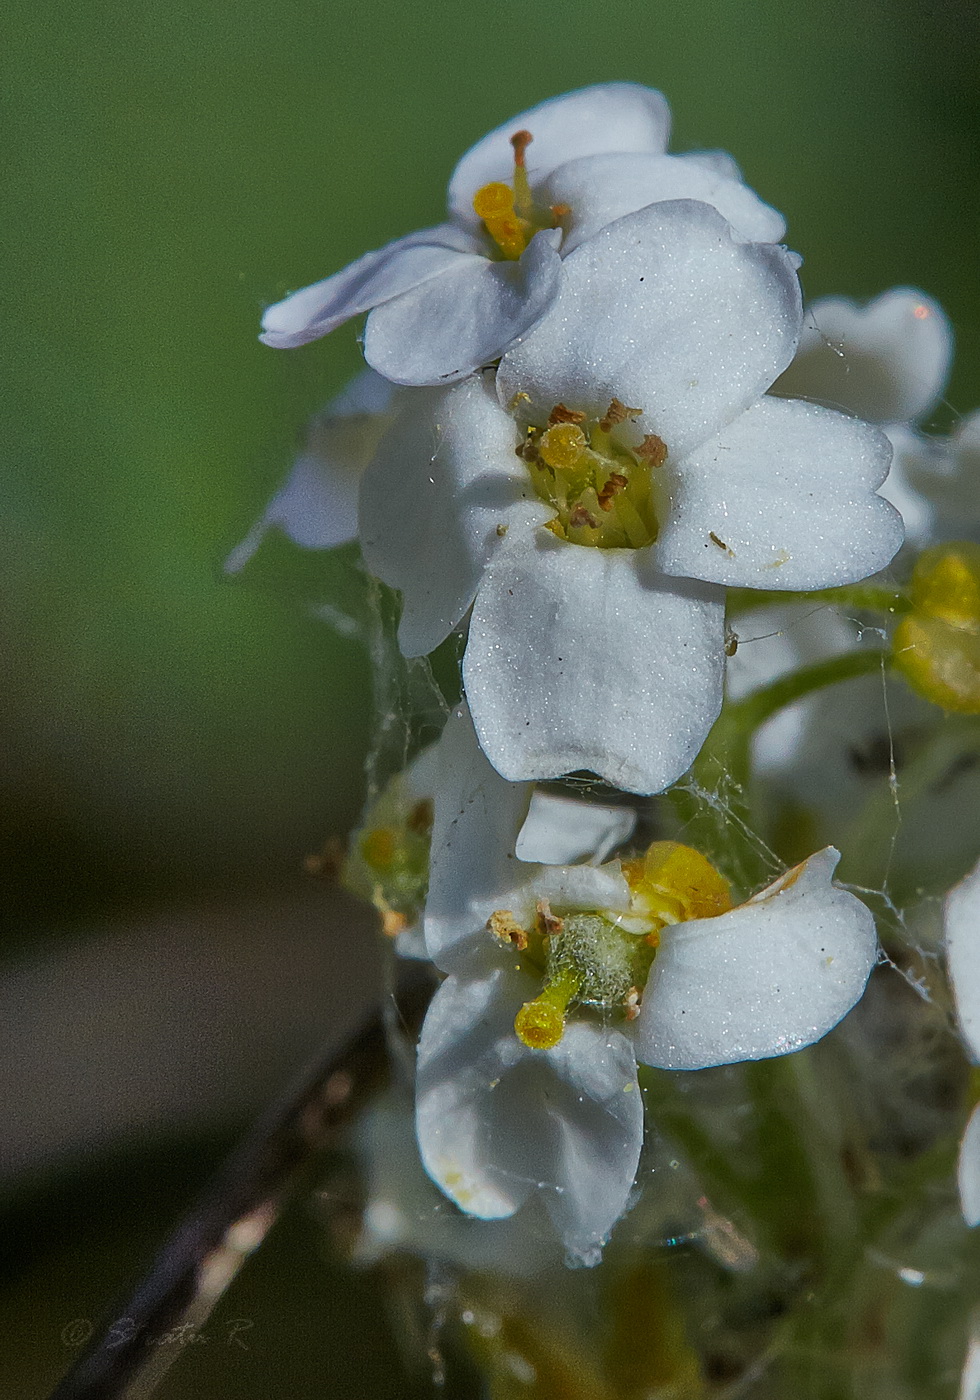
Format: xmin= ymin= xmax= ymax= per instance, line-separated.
xmin=259 ymin=84 xmax=785 ymax=387
xmin=360 ymin=200 xmax=903 ymax=793
xmin=414 ymin=707 xmax=878 ymax=1262
xmin=225 ymin=369 xmax=398 ymax=572
xmin=774 ymin=287 xmax=953 ymax=545
xmin=943 ymin=858 xmax=980 ymax=1226
xmin=341 ymin=716 xmax=635 ymax=959
xmin=887 ymin=409 xmax=980 ymax=548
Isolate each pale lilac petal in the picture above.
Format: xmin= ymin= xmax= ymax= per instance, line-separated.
xmin=545 ymin=152 xmax=785 ymax=255
xmin=652 ymin=396 xmax=904 ymax=590
xmin=259 ymin=225 xmax=481 ymax=348
xmin=773 ymin=289 xmax=953 ymax=426
xmin=363 ymin=229 xmax=562 ymax=386
xmin=463 ymin=535 xmax=726 ymax=795
xmin=358 ymin=375 xmax=551 ymax=658
xmin=635 ymin=848 xmax=878 ymax=1070
xmin=415 ymin=969 xmax=643 ymax=1263
xmin=225 ymin=369 xmax=398 ymax=571
xmin=516 ymin=791 xmax=636 ymax=865
xmin=945 ymin=856 xmax=980 ymax=1063
xmin=497 ymin=200 xmax=802 ymax=461
xmin=959 ymin=1104 xmax=980 ymax=1228
xmin=448 ymin=84 xmax=672 ymax=227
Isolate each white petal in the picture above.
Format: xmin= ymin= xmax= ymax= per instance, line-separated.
xmin=529 ymin=861 xmax=632 ymax=915
xmin=225 ymin=370 xmax=399 ymax=570
xmin=773 ymin=288 xmax=953 ymax=425
xmin=358 ymin=375 xmax=550 ymax=658
xmin=945 ymin=856 xmax=980 ymax=1062
xmin=497 ymin=200 xmax=802 ymax=462
xmin=260 ymin=226 xmax=481 ymax=348
xmin=958 ymin=1103 xmax=980 ymax=1228
xmin=516 ymin=791 xmax=636 ymax=865
xmin=415 ymin=970 xmax=643 ymax=1263
xmin=897 ymin=409 xmax=980 ymax=546
xmin=635 ymin=847 xmax=878 ymax=1070
xmin=683 ymin=150 xmax=744 ymax=181
xmin=463 ymin=536 xmax=726 ymax=795
xmin=545 ymin=152 xmax=785 ymax=255
xmin=960 ymin=1328 xmax=980 ymax=1400
xmin=878 ymin=425 xmax=940 ymax=547
xmin=355 ymin=1090 xmax=560 ymax=1276
xmin=653 ymin=396 xmax=904 ymax=590
xmin=423 ymin=703 xmax=535 ymax=974
xmin=364 ymin=230 xmax=563 ymax=386
xmin=448 ymin=84 xmax=672 ymax=227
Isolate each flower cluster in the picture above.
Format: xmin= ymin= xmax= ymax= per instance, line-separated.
xmin=249 ymin=81 xmax=980 ymax=1291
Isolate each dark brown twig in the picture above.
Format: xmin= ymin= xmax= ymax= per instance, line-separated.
xmin=49 ymin=964 xmax=434 ymax=1400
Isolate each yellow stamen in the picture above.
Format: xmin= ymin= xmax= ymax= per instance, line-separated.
xmin=473 ymin=181 xmax=528 ymax=261
xmin=515 ymin=966 xmax=582 ymax=1050
xmin=538 ymin=422 xmax=588 ymax=471
xmin=624 ymin=841 xmax=733 ymax=927
xmin=510 ymin=129 xmax=534 ymax=220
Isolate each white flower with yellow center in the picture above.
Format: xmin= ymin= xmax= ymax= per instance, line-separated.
xmin=259 ymin=83 xmax=785 ymax=386
xmin=943 ymin=857 xmax=980 ymax=1227
xmin=414 ymin=707 xmax=878 ymax=1262
xmin=360 ymin=199 xmax=903 ymax=793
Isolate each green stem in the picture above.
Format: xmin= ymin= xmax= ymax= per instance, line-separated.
xmin=671 ymin=649 xmax=890 ymax=894
xmin=728 ymin=585 xmax=910 ymax=618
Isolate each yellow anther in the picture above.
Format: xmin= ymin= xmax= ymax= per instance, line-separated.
xmin=473 ymin=181 xmax=529 ymax=261
xmin=487 ymin=909 xmax=529 ymax=949
xmin=514 ymin=966 xmax=582 ymax=1050
xmin=893 ymin=543 xmax=980 ymax=713
xmin=624 ymin=841 xmax=733 ymax=926
xmin=473 ymin=182 xmax=516 ymax=221
xmin=538 ymin=422 xmax=588 ymax=471
xmin=360 ymin=826 xmax=397 ymax=868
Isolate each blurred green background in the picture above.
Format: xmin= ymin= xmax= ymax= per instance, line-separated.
xmin=4 ymin=0 xmax=979 ymax=1393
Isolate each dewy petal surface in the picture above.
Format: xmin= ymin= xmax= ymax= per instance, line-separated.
xmin=358 ymin=375 xmax=550 ymax=658
xmin=415 ymin=969 xmax=643 ymax=1263
xmin=497 ymin=200 xmax=802 ymax=462
xmin=635 ymin=847 xmax=878 ymax=1070
xmin=546 ymin=152 xmax=786 ymax=255
xmin=653 ymin=396 xmax=904 ymax=590
xmin=463 ymin=534 xmax=726 ymax=795
xmin=945 ymin=856 xmax=980 ymax=1063
xmin=260 ymin=225 xmax=481 ymax=348
xmin=448 ymin=83 xmax=672 ymax=228
xmin=773 ymin=288 xmax=953 ymax=426
xmin=364 ymin=229 xmax=563 ymax=386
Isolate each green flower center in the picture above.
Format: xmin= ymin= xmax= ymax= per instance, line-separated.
xmin=517 ymin=401 xmax=665 ymax=550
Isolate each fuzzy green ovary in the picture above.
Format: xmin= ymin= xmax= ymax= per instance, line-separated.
xmin=522 ymin=422 xmax=659 ymax=550
xmin=514 ymin=912 xmax=654 ymax=1050
xmin=551 ymin=913 xmax=655 ymax=1004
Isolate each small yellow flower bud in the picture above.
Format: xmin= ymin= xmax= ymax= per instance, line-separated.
xmin=893 ymin=543 xmax=980 ymax=713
